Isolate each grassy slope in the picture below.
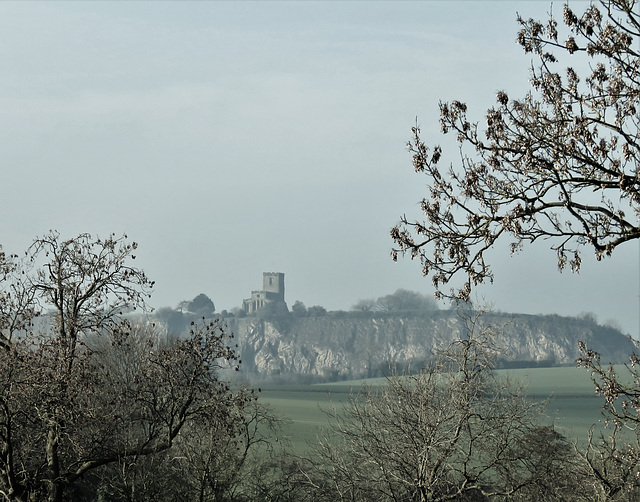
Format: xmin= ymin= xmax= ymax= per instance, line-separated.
xmin=260 ymin=365 xmax=624 ymax=452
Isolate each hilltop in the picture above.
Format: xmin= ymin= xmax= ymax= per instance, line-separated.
xmin=212 ymin=310 xmax=635 ymax=382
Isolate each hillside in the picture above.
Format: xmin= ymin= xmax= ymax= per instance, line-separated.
xmin=218 ymin=311 xmax=636 ymax=381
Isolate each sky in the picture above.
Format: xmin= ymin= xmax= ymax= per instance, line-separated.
xmin=1 ymin=1 xmax=638 ymax=337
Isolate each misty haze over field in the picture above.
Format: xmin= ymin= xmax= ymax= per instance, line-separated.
xmin=0 ymin=1 xmax=637 ymax=336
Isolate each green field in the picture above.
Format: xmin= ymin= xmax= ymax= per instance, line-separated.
xmin=260 ymin=365 xmax=621 ymax=452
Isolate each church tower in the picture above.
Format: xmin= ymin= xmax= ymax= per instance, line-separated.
xmin=263 ymin=272 xmax=285 ymax=302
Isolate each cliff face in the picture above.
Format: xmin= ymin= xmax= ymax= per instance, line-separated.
xmin=221 ymin=311 xmax=635 ymax=380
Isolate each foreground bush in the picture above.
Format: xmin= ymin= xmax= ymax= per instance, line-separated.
xmin=296 ymin=313 xmax=595 ymax=501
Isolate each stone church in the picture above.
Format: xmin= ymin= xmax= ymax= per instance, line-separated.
xmin=242 ymin=272 xmax=286 ymax=314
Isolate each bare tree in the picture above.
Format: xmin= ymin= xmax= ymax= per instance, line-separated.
xmin=95 ymin=376 xmax=288 ymax=502
xmin=391 ymin=0 xmax=639 ymax=301
xmin=351 ymin=298 xmax=377 ymax=312
xmin=0 ymin=232 xmax=243 ymax=502
xmin=575 ymin=342 xmax=640 ymax=500
xmin=170 ymin=396 xmax=287 ymax=502
xmin=304 ymin=312 xmax=588 ymax=501
xmin=0 ymin=248 xmax=37 ymax=350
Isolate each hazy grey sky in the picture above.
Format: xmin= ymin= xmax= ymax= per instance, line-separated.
xmin=1 ymin=1 xmax=638 ymax=337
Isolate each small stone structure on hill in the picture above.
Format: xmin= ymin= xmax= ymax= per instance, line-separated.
xmin=242 ymin=272 xmax=286 ymax=314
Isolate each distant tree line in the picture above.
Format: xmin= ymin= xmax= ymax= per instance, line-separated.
xmin=352 ymin=288 xmax=439 ymax=313
xmin=291 ymin=301 xmax=327 ymax=318
xmin=152 ymin=289 xmax=440 ymax=329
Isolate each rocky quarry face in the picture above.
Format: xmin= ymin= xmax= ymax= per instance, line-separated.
xmin=219 ymin=311 xmax=636 ymax=381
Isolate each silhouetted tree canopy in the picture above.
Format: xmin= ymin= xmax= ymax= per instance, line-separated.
xmin=188 ymin=293 xmax=215 ymax=317
xmin=376 ymin=288 xmax=438 ymax=312
xmin=307 ymin=305 xmax=327 ymax=317
xmin=351 ymin=298 xmax=377 ymax=312
xmin=291 ymin=300 xmax=308 ymax=317
xmin=352 ymin=289 xmax=438 ymax=313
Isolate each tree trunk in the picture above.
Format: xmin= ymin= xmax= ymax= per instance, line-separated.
xmin=45 ymin=429 xmax=63 ymax=502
